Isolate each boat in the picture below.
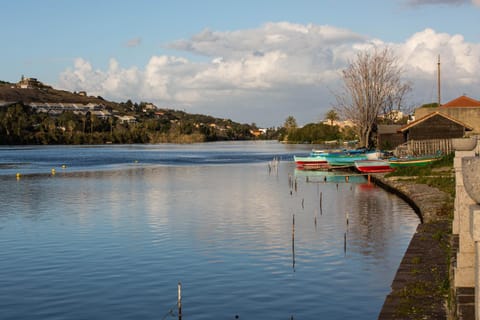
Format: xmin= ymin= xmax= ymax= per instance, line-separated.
xmin=295 ymin=148 xmax=380 ymax=168
xmin=323 ymin=153 xmax=368 ymax=166
xmin=354 ymin=159 xmax=394 ymax=173
xmin=387 ymin=155 xmax=441 ymax=168
xmin=366 ymin=151 xmax=383 ymax=160
xmin=293 ymin=155 xmax=329 ymax=169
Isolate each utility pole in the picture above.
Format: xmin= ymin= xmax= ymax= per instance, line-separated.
xmin=437 ymin=55 xmax=441 ymax=106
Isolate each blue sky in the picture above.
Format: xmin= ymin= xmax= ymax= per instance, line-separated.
xmin=2 ymin=0 xmax=480 ymax=126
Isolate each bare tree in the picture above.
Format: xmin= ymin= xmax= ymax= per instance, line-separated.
xmin=334 ymin=47 xmax=411 ymax=148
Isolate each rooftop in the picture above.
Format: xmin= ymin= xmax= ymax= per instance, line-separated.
xmin=440 ymin=95 xmax=480 ymax=108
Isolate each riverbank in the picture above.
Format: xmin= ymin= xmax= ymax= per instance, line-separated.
xmin=372 ymin=173 xmax=453 ymax=319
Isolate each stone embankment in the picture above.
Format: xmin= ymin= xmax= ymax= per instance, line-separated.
xmin=373 ymin=174 xmax=453 ymax=319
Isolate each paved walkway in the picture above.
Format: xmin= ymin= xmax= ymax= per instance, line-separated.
xmin=372 ymin=174 xmax=452 ymax=319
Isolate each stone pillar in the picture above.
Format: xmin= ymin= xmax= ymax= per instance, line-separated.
xmin=454 ymin=150 xmax=476 ymax=234
xmin=454 ymin=150 xmax=476 ymax=288
xmin=469 ymin=206 xmax=480 ymax=320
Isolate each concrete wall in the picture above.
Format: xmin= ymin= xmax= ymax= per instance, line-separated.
xmin=415 ymin=107 xmax=480 ymax=135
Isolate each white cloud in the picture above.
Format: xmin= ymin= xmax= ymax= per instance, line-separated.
xmin=59 ymin=23 xmax=480 ymax=126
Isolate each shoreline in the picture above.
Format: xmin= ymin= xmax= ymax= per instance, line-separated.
xmin=371 ymin=173 xmax=452 ymax=319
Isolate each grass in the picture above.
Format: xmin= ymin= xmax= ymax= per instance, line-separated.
xmin=385 ymin=152 xmax=455 ymax=197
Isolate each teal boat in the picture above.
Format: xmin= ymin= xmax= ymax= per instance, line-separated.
xmin=323 ymin=153 xmax=368 ymax=166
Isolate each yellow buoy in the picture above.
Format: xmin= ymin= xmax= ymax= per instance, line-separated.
xmin=51 ymin=168 xmax=56 ymax=175
xmin=16 ymin=173 xmax=21 ymax=179
xmin=62 ymin=164 xmax=66 ymax=169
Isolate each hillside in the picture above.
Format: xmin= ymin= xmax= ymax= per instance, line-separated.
xmin=0 ymin=80 xmax=118 ymax=108
xmin=0 ymin=79 xmax=263 ymax=144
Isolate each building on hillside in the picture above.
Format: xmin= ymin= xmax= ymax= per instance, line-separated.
xmin=399 ymin=111 xmax=473 ymax=141
xmin=143 ymin=103 xmax=156 ymax=112
xmin=321 ymin=119 xmax=354 ymax=128
xmin=17 ymin=76 xmax=45 ymax=89
xmin=378 ymin=110 xmax=404 ymax=123
xmin=116 ymin=115 xmax=136 ymax=124
xmin=415 ymin=95 xmax=480 ymax=134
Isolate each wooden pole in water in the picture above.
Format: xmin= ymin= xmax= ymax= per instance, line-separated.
xmin=292 ymin=214 xmax=295 ymax=271
xmin=319 ymin=192 xmax=323 ymax=215
xmin=178 ymin=282 xmax=182 ymax=320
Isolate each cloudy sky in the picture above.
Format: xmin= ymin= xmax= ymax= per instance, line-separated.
xmin=2 ymin=0 xmax=480 ymax=127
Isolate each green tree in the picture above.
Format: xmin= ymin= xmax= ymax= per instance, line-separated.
xmin=325 ymin=109 xmax=339 ymax=126
xmin=283 ymin=116 xmax=297 ymax=130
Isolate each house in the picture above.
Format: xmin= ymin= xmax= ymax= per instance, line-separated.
xmin=376 ymin=124 xmax=404 ymax=150
xmin=399 ymin=111 xmax=473 ymax=141
xmin=143 ymin=103 xmax=156 ymax=112
xmin=17 ymin=76 xmax=44 ymax=89
xmin=415 ymin=95 xmax=480 ymax=134
xmin=115 ymin=115 xmax=137 ymax=124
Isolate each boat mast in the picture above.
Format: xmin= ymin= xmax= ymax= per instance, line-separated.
xmin=437 ymin=55 xmax=441 ymax=106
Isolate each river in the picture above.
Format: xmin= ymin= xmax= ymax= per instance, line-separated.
xmin=0 ymin=141 xmax=419 ymax=319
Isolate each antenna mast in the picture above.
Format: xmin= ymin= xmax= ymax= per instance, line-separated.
xmin=437 ymin=55 xmax=441 ymax=106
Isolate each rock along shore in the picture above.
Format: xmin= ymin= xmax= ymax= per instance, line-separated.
xmin=372 ymin=173 xmax=452 ymax=320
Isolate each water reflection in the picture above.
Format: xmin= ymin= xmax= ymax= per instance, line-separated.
xmin=0 ymin=144 xmax=419 ymax=320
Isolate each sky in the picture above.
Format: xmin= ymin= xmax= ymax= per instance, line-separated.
xmin=2 ymin=0 xmax=480 ymax=127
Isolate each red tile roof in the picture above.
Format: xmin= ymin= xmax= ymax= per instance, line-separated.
xmin=440 ymin=95 xmax=480 ymax=108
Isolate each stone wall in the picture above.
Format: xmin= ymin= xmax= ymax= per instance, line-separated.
xmin=453 ymin=150 xmax=479 ymax=319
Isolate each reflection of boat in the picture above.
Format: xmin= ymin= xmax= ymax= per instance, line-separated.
xmin=293 ymin=155 xmax=329 ymax=169
xmin=387 ymin=155 xmax=441 ymax=168
xmin=294 ymin=169 xmax=367 ymax=183
xmin=354 ymin=160 xmax=393 ymax=173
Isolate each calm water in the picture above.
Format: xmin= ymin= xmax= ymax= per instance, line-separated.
xmin=0 ymin=142 xmax=419 ymax=319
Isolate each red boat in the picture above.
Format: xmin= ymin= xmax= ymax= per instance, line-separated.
xmin=354 ymin=160 xmax=394 ymax=173
xmin=294 ymin=155 xmax=329 ymax=169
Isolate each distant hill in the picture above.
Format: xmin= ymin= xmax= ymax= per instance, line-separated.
xmin=0 ymin=79 xmax=117 ymax=108
xmin=0 ymin=78 xmax=271 ymax=144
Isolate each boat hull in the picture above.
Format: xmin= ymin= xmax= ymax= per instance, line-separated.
xmin=324 ymin=154 xmax=368 ymax=166
xmin=354 ymin=160 xmax=393 ymax=173
xmin=388 ymin=157 xmax=439 ymax=168
xmin=294 ymin=156 xmax=329 ymax=169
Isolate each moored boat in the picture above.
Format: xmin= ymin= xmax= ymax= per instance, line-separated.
xmin=323 ymin=153 xmax=368 ymax=166
xmin=294 ymin=155 xmax=329 ymax=169
xmin=387 ymin=155 xmax=440 ymax=168
xmin=354 ymin=160 xmax=393 ymax=173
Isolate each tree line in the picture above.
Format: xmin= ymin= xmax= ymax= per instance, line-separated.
xmin=0 ymin=102 xmax=258 ymax=145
